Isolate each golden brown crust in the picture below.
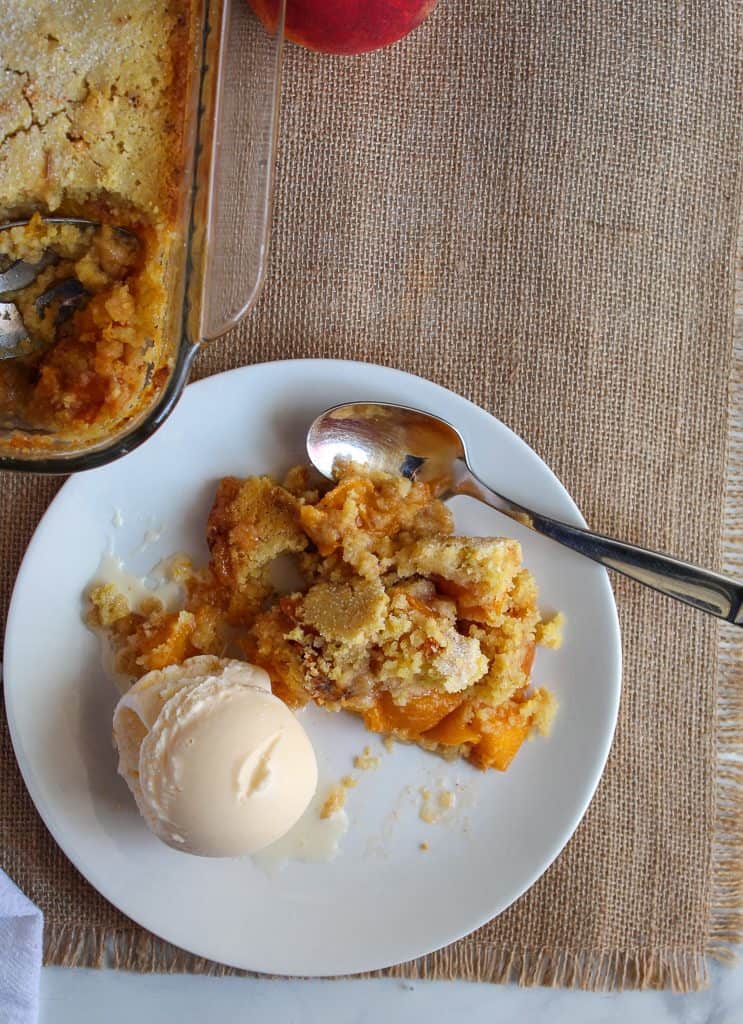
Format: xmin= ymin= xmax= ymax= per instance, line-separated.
xmin=0 ymin=1 xmax=196 ymax=222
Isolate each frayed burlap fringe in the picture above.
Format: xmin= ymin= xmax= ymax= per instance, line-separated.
xmin=43 ymin=928 xmax=244 ymax=975
xmin=708 ymin=231 xmax=743 ymax=969
xmin=42 ymin=929 xmax=714 ymax=991
xmin=43 ymin=925 xmax=107 ymax=970
xmin=370 ymin=947 xmax=710 ymax=990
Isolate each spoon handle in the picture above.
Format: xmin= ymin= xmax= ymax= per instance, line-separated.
xmin=455 ymin=466 xmax=743 ymax=625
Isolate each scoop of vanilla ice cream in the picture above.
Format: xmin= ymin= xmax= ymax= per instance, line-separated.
xmin=113 ymin=655 xmax=317 ymax=856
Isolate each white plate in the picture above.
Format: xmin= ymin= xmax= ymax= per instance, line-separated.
xmin=4 ymin=359 xmax=621 ymax=976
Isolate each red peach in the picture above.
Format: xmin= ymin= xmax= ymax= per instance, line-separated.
xmin=248 ymin=0 xmax=439 ymax=55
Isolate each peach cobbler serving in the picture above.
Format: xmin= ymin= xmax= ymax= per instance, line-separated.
xmin=88 ymin=465 xmax=563 ymax=772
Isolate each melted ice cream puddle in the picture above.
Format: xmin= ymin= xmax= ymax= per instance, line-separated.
xmin=88 ymin=550 xmax=187 ymax=693
xmin=252 ymin=785 xmax=349 ymax=875
xmin=91 ymin=551 xmax=184 ymax=614
xmin=135 ymin=524 xmax=164 ymax=554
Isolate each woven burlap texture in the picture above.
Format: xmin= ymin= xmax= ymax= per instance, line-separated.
xmin=1 ymin=0 xmax=741 ymax=991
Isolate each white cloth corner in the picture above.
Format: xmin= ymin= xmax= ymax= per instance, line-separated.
xmin=0 ymin=870 xmax=43 ymax=1024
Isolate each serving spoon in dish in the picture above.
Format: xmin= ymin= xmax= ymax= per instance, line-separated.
xmin=307 ymin=402 xmax=743 ymax=625
xmin=0 ymin=217 xmax=127 ymax=360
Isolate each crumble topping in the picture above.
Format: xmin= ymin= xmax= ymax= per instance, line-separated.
xmin=353 ymin=746 xmax=381 ymax=771
xmin=88 ymin=463 xmax=562 ymax=772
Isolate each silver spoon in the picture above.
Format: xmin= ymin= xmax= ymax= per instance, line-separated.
xmin=0 ymin=217 xmax=131 ymax=360
xmin=307 ymin=402 xmax=743 ymax=625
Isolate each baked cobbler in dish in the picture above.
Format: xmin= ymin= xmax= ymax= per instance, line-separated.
xmin=0 ymin=1 xmax=196 ymax=444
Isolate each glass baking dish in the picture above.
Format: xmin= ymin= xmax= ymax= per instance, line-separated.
xmin=0 ymin=0 xmax=285 ymax=473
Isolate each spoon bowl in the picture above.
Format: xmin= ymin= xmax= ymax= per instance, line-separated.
xmin=307 ymin=401 xmax=466 ymax=490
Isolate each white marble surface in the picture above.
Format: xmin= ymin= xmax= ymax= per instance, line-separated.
xmin=39 ymin=957 xmax=743 ymax=1024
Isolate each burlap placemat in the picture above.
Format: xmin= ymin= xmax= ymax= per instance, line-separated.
xmin=1 ymin=0 xmax=741 ymax=992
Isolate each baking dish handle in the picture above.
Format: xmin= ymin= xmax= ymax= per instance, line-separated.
xmin=195 ymin=0 xmax=286 ymax=342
